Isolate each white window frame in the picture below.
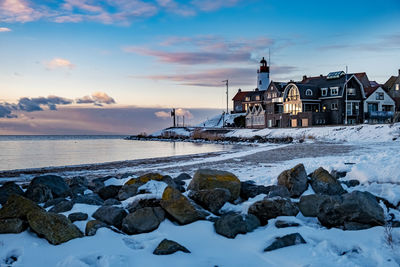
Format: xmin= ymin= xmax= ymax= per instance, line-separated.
xmin=305 ymin=89 xmax=313 ymax=96
xmin=347 ymin=88 xmax=356 ymax=96
xmin=330 ymin=87 xmax=339 ymax=96
xmin=321 ymin=88 xmax=327 ymax=96
xmin=331 ymin=103 xmax=338 ymax=110
xmin=376 ymin=92 xmax=384 ymax=100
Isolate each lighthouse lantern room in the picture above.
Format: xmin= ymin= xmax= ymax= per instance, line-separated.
xmin=257 ymin=57 xmax=270 ymax=91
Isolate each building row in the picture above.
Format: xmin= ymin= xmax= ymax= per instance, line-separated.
xmin=232 ymin=58 xmax=400 ymax=128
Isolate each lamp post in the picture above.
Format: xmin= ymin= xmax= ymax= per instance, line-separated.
xmin=344 ymin=66 xmax=348 ymax=125
xmin=222 ymin=80 xmax=228 ymax=127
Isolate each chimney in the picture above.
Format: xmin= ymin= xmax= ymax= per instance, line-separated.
xmin=238 ymin=88 xmax=242 ymax=92
xmin=302 ymin=75 xmax=307 ymax=81
xmin=398 ymin=69 xmax=400 ymax=76
xmin=320 ymin=74 xmax=323 ymax=77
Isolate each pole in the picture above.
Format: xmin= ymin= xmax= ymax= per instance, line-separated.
xmin=222 ymin=80 xmax=228 ymax=127
xmin=183 ymin=116 xmax=185 ymax=127
xmin=171 ymin=108 xmax=176 ymax=127
xmin=344 ymin=66 xmax=348 ymax=125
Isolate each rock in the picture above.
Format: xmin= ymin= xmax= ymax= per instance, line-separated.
xmin=214 ymin=213 xmax=260 ymax=238
xmin=310 ymin=167 xmax=346 ymax=195
xmin=240 ymin=181 xmax=290 ymax=200
xmin=341 ymin=180 xmax=360 ymax=188
xmin=330 ymin=170 xmax=347 ymax=180
xmin=0 ymin=218 xmax=26 ymax=233
xmin=318 ymin=191 xmax=385 ymax=229
xmin=0 ymin=195 xmax=43 ymax=220
xmin=103 ymin=198 xmax=121 ymax=206
xmin=117 ymin=184 xmax=140 ymax=201
xmin=27 ymin=210 xmax=83 ymax=245
xmin=122 ymin=207 xmax=165 ymax=234
xmin=125 ymin=173 xmax=164 ymax=185
xmin=49 ymin=200 xmax=74 ymax=213
xmin=68 ymin=212 xmax=88 ymax=222
xmin=24 ymin=184 xmax=53 ymax=203
xmin=29 ymin=175 xmax=70 ymax=198
xmin=88 ymin=178 xmax=106 ymax=193
xmin=248 ymin=198 xmax=299 ymax=225
xmin=160 ymin=186 xmax=206 ymax=225
xmin=92 ymin=206 xmax=127 ymax=228
xmin=44 ymin=198 xmax=67 ymax=208
xmin=175 ymin=173 xmax=191 ymax=181
xmin=68 ymin=176 xmax=89 ymax=196
xmin=173 ymin=179 xmax=186 ymax=192
xmin=73 ymin=194 xmax=104 ymax=206
xmin=189 ymin=188 xmax=231 ymax=214
xmin=188 ymin=169 xmax=241 ymax=202
xmin=275 ymin=220 xmax=300 ymax=228
xmin=264 ymin=233 xmax=306 ymax=252
xmin=98 ymin=185 xmax=122 ymax=200
xmin=126 ymin=198 xmax=161 ymax=213
xmin=265 ymin=185 xmax=291 ymax=199
xmin=0 ymin=182 xmax=24 ymax=205
xmin=277 ymin=164 xmax=308 ymax=198
xmin=153 ymin=239 xmax=190 ymax=255
xmin=298 ymin=194 xmax=330 ymax=217
xmin=85 ymin=220 xmax=108 ymax=236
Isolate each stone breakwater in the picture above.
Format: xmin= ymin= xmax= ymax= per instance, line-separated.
xmin=0 ymin=165 xmax=398 ymax=258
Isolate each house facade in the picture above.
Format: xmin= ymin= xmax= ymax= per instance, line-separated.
xmin=383 ymin=69 xmax=400 ymax=111
xmin=364 ymin=86 xmax=395 ymax=123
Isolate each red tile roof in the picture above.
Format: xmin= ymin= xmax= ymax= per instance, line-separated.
xmin=232 ymin=91 xmax=250 ymax=101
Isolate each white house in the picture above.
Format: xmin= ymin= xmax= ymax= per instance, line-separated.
xmin=364 ymin=86 xmax=395 ymax=123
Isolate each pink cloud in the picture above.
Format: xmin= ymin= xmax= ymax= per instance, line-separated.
xmin=0 ymin=27 xmax=11 ymax=32
xmin=191 ymin=0 xmax=242 ymax=12
xmin=44 ymin=57 xmax=75 ymax=70
xmin=0 ymin=0 xmax=43 ymax=22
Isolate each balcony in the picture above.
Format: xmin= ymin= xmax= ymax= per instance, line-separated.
xmin=368 ymin=111 xmax=394 ymax=119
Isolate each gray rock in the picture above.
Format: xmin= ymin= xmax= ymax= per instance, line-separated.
xmin=318 ymin=191 xmax=385 ymax=229
xmin=92 ymin=206 xmax=127 ymax=228
xmin=24 ymin=184 xmax=53 ymax=203
xmin=68 ymin=212 xmax=88 ymax=222
xmin=126 ymin=198 xmax=161 ymax=213
xmin=29 ymin=175 xmax=70 ymax=198
xmin=310 ymin=167 xmax=346 ymax=195
xmin=88 ymin=178 xmax=106 ymax=193
xmin=240 ymin=181 xmax=290 ymax=200
xmin=153 ymin=239 xmax=190 ymax=255
xmin=248 ymin=198 xmax=299 ymax=225
xmin=189 ymin=188 xmax=231 ymax=214
xmin=0 ymin=195 xmax=43 ymax=220
xmin=0 ymin=182 xmax=24 ymax=205
xmin=85 ymin=220 xmax=108 ymax=236
xmin=0 ymin=218 xmax=26 ymax=233
xmin=275 ymin=220 xmax=300 ymax=228
xmin=277 ymin=164 xmax=308 ymax=198
xmin=298 ymin=194 xmax=330 ymax=217
xmin=264 ymin=233 xmax=306 ymax=252
xmin=67 ymin=176 xmax=89 ymax=196
xmin=117 ymin=184 xmax=140 ymax=201
xmin=330 ymin=170 xmax=347 ymax=180
xmin=27 ymin=210 xmax=83 ymax=245
xmin=266 ymin=185 xmax=291 ymax=199
xmin=341 ymin=180 xmax=360 ymax=188
xmin=49 ymin=200 xmax=74 ymax=213
xmin=122 ymin=207 xmax=165 ymax=234
xmin=44 ymin=198 xmax=67 ymax=208
xmin=98 ymin=185 xmax=122 ymax=200
xmin=214 ymin=213 xmax=260 ymax=238
xmin=73 ymin=194 xmax=104 ymax=206
xmin=103 ymin=198 xmax=121 ymax=206
xmin=175 ymin=173 xmax=191 ymax=181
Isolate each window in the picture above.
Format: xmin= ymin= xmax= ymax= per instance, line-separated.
xmin=347 ymin=88 xmax=356 ymax=95
xmin=396 ymin=84 xmax=399 ymax=91
xmin=330 ymin=87 xmax=339 ymax=95
xmin=255 ymin=95 xmax=260 ymax=101
xmin=245 ymin=97 xmax=250 ymax=101
xmin=321 ymin=88 xmax=327 ymax=96
xmin=331 ymin=103 xmax=338 ymax=110
xmin=346 ymin=102 xmax=359 ymax=116
xmin=376 ymin=92 xmax=384 ymax=100
xmin=259 ymin=80 xmax=262 ymax=85
xmin=287 ymin=85 xmax=300 ymax=101
xmin=305 ymin=89 xmax=313 ymax=96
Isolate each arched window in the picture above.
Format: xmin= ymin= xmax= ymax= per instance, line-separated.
xmin=288 ymin=85 xmax=300 ymax=101
xmin=305 ymin=89 xmax=313 ymax=96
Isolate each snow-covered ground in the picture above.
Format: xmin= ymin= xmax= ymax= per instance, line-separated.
xmin=1 ymin=125 xmax=400 ymax=267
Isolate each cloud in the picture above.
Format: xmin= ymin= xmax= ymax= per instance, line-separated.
xmin=0 ymin=27 xmax=11 ymax=32
xmin=156 ymin=0 xmax=195 ymax=16
xmin=0 ymin=0 xmax=44 ymax=23
xmin=191 ymin=0 xmax=241 ymax=12
xmin=44 ymin=58 xmax=75 ymax=70
xmin=76 ymin=92 xmax=116 ymax=105
xmin=155 ymin=110 xmax=170 ymax=118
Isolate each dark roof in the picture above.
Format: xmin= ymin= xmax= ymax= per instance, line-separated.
xmin=383 ymin=76 xmax=397 ymax=90
xmin=364 ymin=85 xmax=380 ymax=98
xmin=232 ymin=91 xmax=250 ymax=101
xmin=270 ymin=81 xmax=287 ymax=92
xmin=288 ymin=84 xmax=320 ymax=100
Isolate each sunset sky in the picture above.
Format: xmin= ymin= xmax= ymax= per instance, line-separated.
xmin=0 ymin=0 xmax=399 ymax=134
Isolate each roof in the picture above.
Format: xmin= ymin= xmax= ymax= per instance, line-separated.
xmin=383 ymin=76 xmax=397 ymax=90
xmin=285 ymin=83 xmax=320 ymax=100
xmin=270 ymin=81 xmax=287 ymax=92
xmin=364 ymin=85 xmax=380 ymax=98
xmin=232 ymin=91 xmax=250 ymax=101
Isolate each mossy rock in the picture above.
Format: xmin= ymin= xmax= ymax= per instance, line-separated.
xmin=188 ymin=169 xmax=240 ymax=202
xmin=124 ymin=173 xmax=164 ymax=185
xmin=160 ymin=186 xmax=206 ymax=225
xmin=0 ymin=195 xmax=43 ymax=220
xmin=27 ymin=210 xmax=83 ymax=245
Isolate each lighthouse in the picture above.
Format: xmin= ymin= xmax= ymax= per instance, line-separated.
xmin=257 ymin=57 xmax=270 ymax=90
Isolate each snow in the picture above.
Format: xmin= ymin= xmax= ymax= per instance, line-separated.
xmin=195 ymin=113 xmax=244 ymax=128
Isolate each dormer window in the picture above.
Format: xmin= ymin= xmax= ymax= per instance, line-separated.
xmin=245 ymin=97 xmax=250 ymax=101
xmin=321 ymin=88 xmax=327 ymax=96
xmin=305 ymin=89 xmax=313 ymax=96
xmin=347 ymin=88 xmax=356 ymax=95
xmin=330 ymin=87 xmax=339 ymax=96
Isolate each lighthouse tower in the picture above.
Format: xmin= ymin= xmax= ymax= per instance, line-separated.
xmin=257 ymin=57 xmax=270 ymax=90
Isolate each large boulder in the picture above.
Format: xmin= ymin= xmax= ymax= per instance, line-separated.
xmin=29 ymin=175 xmax=70 ymax=198
xmin=240 ymin=181 xmax=290 ymax=200
xmin=67 ymin=176 xmax=89 ymax=196
xmin=48 ymin=200 xmax=74 ymax=213
xmin=0 ymin=182 xmax=24 ymax=205
xmin=264 ymin=233 xmax=306 ymax=252
xmin=189 ymin=188 xmax=231 ymax=214
xmin=122 ymin=207 xmax=165 ymax=234
xmin=24 ymin=184 xmax=53 ymax=203
xmin=125 ymin=173 xmax=164 ymax=185
xmin=98 ymin=185 xmax=122 ymax=200
xmin=73 ymin=194 xmax=104 ymax=206
xmin=0 ymin=218 xmax=27 ymax=234
xmin=310 ymin=167 xmax=346 ymax=195
xmin=68 ymin=212 xmax=88 ymax=222
xmin=277 ymin=164 xmax=308 ymax=198
xmin=117 ymin=184 xmax=140 ymax=201
xmin=27 ymin=210 xmax=83 ymax=245
xmin=153 ymin=239 xmax=190 ymax=255
xmin=298 ymin=194 xmax=330 ymax=217
xmin=85 ymin=220 xmax=108 ymax=236
xmin=0 ymin=195 xmax=43 ymax=220
xmin=188 ymin=169 xmax=240 ymax=202
xmin=126 ymin=198 xmax=161 ymax=213
xmin=248 ymin=198 xmax=299 ymax=225
xmin=92 ymin=206 xmax=127 ymax=229
xmin=160 ymin=186 xmax=206 ymax=225
xmin=318 ymin=191 xmax=385 ymax=230
xmin=214 ymin=213 xmax=260 ymax=238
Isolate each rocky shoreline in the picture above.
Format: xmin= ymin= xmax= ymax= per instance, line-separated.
xmin=1 ymin=164 xmax=398 ymax=261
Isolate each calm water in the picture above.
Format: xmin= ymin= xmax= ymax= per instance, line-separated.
xmin=0 ymin=135 xmax=233 ymax=171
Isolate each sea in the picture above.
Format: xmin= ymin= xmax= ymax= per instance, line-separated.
xmin=0 ymin=135 xmax=234 ymax=171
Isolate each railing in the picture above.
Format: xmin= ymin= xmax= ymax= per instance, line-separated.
xmin=368 ymin=111 xmax=394 ymax=119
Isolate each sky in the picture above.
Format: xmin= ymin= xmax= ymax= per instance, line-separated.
xmin=0 ymin=0 xmax=399 ymax=134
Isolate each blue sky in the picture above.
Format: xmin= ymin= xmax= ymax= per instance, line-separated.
xmin=0 ymin=0 xmax=399 ymax=134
